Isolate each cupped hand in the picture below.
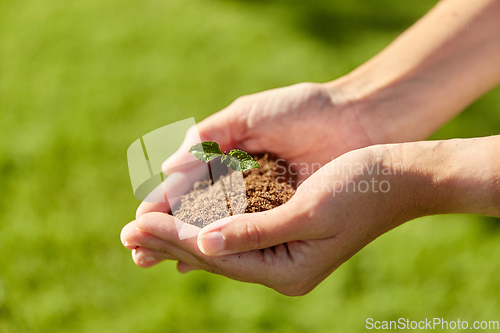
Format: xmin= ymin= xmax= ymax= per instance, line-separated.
xmin=179 ymin=82 xmax=372 ymax=172
xmin=121 ymin=145 xmax=416 ymax=295
xmin=136 ymin=82 xmax=373 ymax=217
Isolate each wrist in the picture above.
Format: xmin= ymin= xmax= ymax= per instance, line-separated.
xmin=389 ymin=137 xmax=500 ymax=218
xmin=324 ymin=0 xmax=500 ymax=146
xmin=324 ymin=70 xmax=442 ymax=146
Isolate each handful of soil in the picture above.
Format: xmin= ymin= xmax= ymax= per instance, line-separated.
xmin=172 ymin=154 xmax=296 ymax=228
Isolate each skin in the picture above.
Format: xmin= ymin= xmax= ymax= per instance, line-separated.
xmin=121 ymin=0 xmax=500 ymax=295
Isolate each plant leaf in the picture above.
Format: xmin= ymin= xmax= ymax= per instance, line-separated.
xmin=221 ymin=154 xmax=241 ymax=171
xmin=228 ymin=149 xmax=261 ymax=172
xmin=188 ymin=141 xmax=222 ymax=162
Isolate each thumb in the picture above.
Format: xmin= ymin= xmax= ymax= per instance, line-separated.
xmin=197 ymin=200 xmax=322 ymax=256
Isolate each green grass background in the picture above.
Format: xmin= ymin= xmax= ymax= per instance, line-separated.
xmin=1 ymin=0 xmax=500 ymax=331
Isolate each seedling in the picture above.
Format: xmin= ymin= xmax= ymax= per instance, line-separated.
xmin=189 ymin=141 xmax=260 ymax=215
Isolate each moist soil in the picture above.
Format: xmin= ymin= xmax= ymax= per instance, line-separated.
xmin=172 ymin=153 xmax=296 ymax=228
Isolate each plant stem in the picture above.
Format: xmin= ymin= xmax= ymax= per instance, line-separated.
xmin=219 ymin=177 xmax=233 ymax=216
xmin=207 ymin=161 xmax=214 ymax=185
xmin=208 ymin=160 xmax=232 ymax=216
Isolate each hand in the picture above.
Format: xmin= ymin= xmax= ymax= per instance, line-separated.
xmin=121 ymin=0 xmax=500 ymax=294
xmin=126 ymin=78 xmax=418 ymax=279
xmin=121 ymin=144 xmax=416 ymax=295
xmin=122 ymin=134 xmax=500 ymax=295
xmin=136 ymin=81 xmax=374 ymax=217
xmin=173 ymin=82 xmax=374 ymax=175
xmin=125 ymin=80 xmax=382 ymax=279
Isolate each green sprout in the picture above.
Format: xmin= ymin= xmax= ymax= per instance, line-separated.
xmin=189 ymin=141 xmax=260 ymax=172
xmin=188 ymin=141 xmax=260 ymax=215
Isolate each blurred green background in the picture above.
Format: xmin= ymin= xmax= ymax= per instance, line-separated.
xmin=1 ymin=0 xmax=500 ymax=331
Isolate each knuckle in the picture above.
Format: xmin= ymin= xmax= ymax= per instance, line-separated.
xmin=292 ymin=81 xmax=316 ymax=90
xmin=230 ymin=95 xmax=248 ymax=106
xmin=296 ymin=82 xmax=335 ymax=107
xmin=241 ymin=221 xmax=263 ymax=250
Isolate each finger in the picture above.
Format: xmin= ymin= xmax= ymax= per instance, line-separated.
xmin=196 ymin=195 xmax=326 ymax=256
xmin=194 ymin=109 xmax=241 ymax=151
xmin=136 ymin=162 xmax=209 ymax=218
xmin=135 ymin=212 xmax=282 ymax=283
xmin=136 ymin=200 xmax=171 ymax=219
xmin=135 ymin=213 xmax=203 ymax=255
xmin=161 ymin=125 xmax=207 ymax=173
xmin=177 ymin=261 xmax=201 ymax=274
xmin=140 ymin=103 xmax=250 ymax=217
xmin=161 ymin=103 xmax=250 ymax=173
xmin=132 ymin=247 xmax=176 ymax=268
xmin=122 ymin=218 xmax=198 ymax=264
xmin=121 ymin=220 xmax=141 ymax=249
xmin=125 ymin=220 xmax=203 ymax=266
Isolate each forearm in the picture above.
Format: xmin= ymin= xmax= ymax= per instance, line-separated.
xmin=393 ymin=135 xmax=500 ymax=218
xmin=328 ymin=0 xmax=500 ymax=144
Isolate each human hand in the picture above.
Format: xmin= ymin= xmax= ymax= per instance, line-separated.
xmin=122 ymin=144 xmax=417 ymax=295
xmin=124 ymin=81 xmax=383 ymax=281
xmin=127 ymin=78 xmax=428 ymax=280
xmin=173 ymin=83 xmax=377 ymax=177
xmin=122 ymin=136 xmax=500 ymax=295
xmin=121 ymin=0 xmax=500 ymax=293
xmin=135 ymin=81 xmax=374 ymax=217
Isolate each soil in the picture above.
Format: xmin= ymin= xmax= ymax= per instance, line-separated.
xmin=172 ymin=153 xmax=296 ymax=228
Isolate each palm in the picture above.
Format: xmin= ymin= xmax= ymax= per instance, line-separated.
xmin=219 ymin=239 xmax=337 ymax=295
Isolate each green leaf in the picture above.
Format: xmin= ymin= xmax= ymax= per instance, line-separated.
xmin=188 ymin=141 xmax=222 ymax=162
xmin=221 ymin=154 xmax=241 ymax=171
xmin=227 ymin=149 xmax=261 ymax=172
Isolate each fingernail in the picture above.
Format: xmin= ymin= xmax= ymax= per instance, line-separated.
xmin=125 ymin=241 xmax=140 ymax=248
xmin=198 ymin=231 xmax=225 ymax=255
xmin=139 ymin=256 xmax=157 ymax=265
